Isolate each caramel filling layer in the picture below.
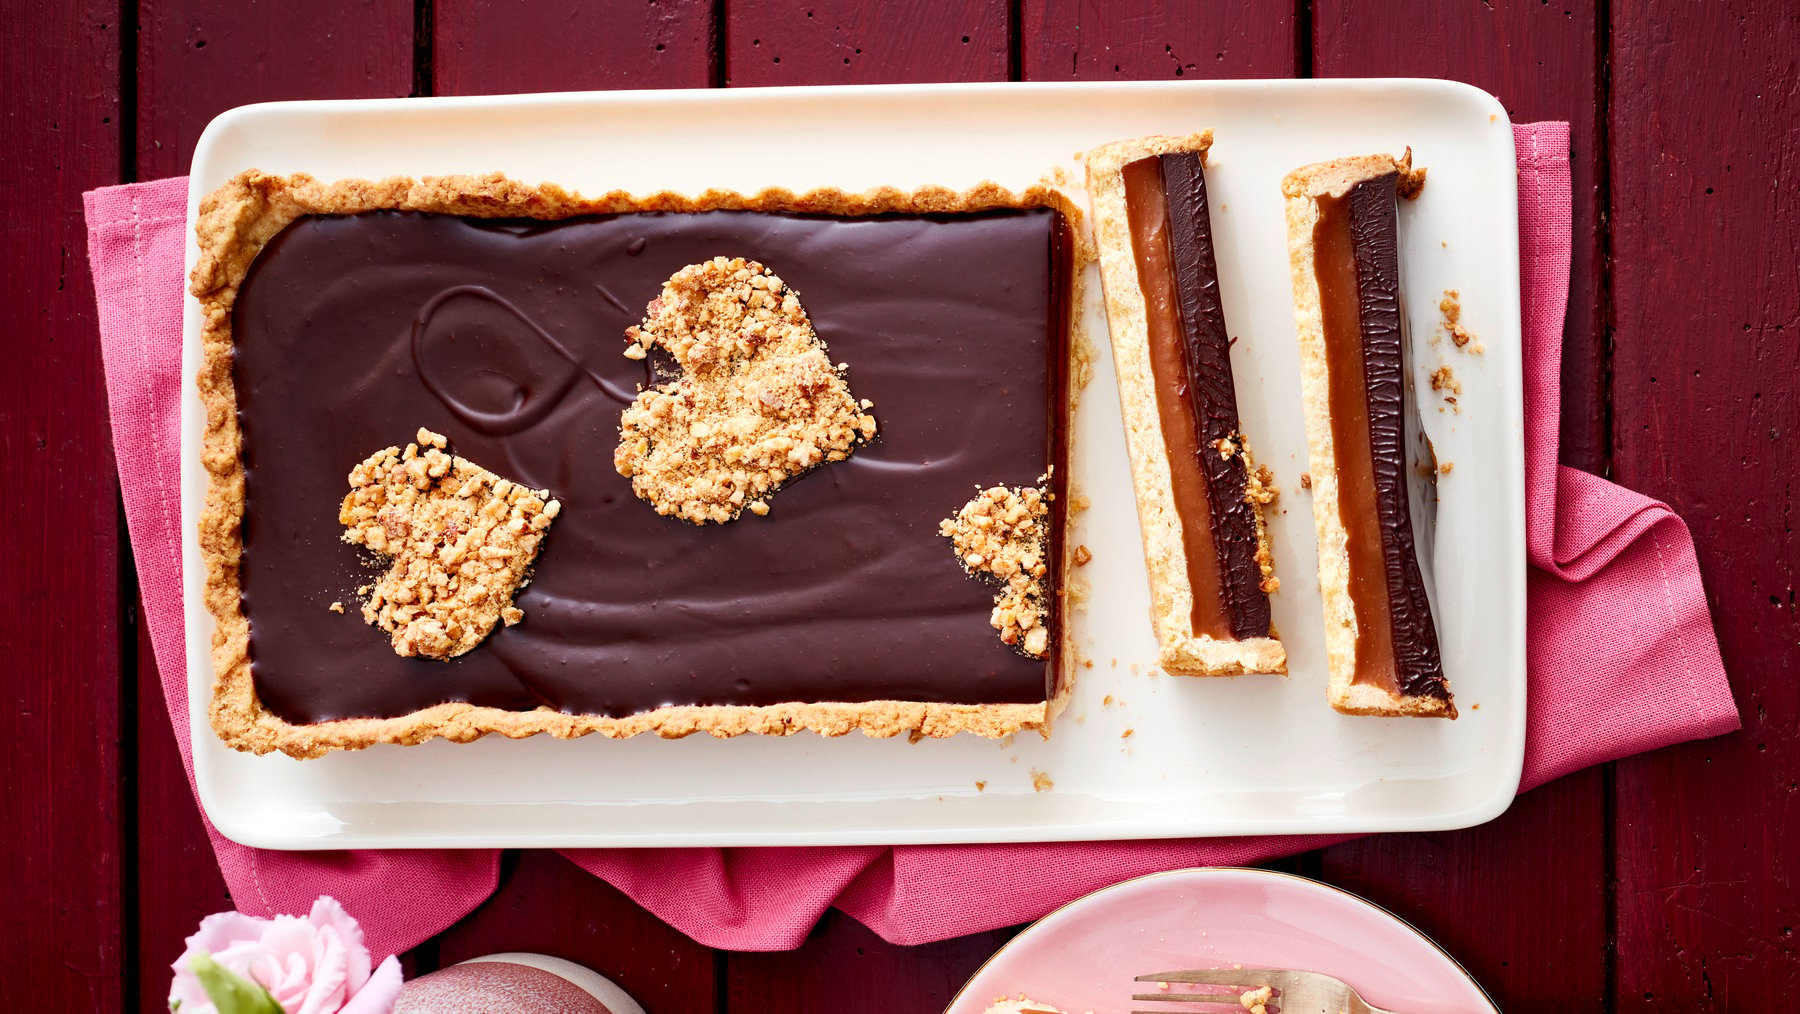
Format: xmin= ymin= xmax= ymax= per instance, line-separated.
xmin=1313 ymin=175 xmax=1448 ymax=701
xmin=1121 ymin=153 xmax=1270 ymax=641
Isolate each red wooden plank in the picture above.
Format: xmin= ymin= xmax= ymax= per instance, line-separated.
xmin=135 ymin=0 xmax=414 ymax=179
xmin=726 ymin=911 xmax=1015 ymax=1014
xmin=413 ymin=3 xmax=723 ymax=1000
xmin=131 ymin=1 xmax=415 ymax=1003
xmin=724 ymin=0 xmax=1008 ymax=86
xmin=1020 ymin=0 xmax=1296 ymax=80
xmin=0 ymin=1 xmax=124 ymax=1007
xmin=1319 ymin=776 xmax=1607 ymax=1009
xmin=1608 ymin=2 xmax=1799 ymax=1009
xmin=1314 ymin=0 xmax=1608 ymax=472
xmin=419 ymin=0 xmax=723 ymax=990
xmin=1021 ymin=3 xmax=1604 ymax=1008
xmin=433 ymin=0 xmax=715 ymax=95
xmin=714 ymin=4 xmax=1021 ymax=1002
xmin=134 ymin=620 xmax=234 ymax=1011
xmin=1022 ymin=0 xmax=1303 ymax=891
xmin=1309 ymin=4 xmax=1611 ymax=1010
xmin=1021 ymin=0 xmax=1299 ymax=884
xmin=430 ymin=851 xmax=718 ymax=1010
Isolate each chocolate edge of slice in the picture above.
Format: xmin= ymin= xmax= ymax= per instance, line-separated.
xmin=1345 ymin=174 xmax=1450 ymax=704
xmin=1043 ymin=211 xmax=1077 ymax=708
xmin=1155 ymin=150 xmax=1272 ymax=641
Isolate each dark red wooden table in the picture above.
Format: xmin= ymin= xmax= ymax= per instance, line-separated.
xmin=6 ymin=2 xmax=1796 ymax=1010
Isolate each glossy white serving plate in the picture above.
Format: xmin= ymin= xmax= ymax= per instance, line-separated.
xmin=183 ymin=79 xmax=1525 ymax=849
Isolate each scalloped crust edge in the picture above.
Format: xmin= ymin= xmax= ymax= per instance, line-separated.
xmin=193 ymin=169 xmax=1089 ymax=758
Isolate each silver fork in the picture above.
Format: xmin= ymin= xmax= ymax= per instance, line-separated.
xmin=1134 ymin=967 xmax=1410 ymax=1014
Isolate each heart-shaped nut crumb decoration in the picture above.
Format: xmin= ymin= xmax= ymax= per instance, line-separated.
xmin=940 ymin=484 xmax=1053 ymax=658
xmin=340 ymin=428 xmax=560 ymax=660
xmin=614 ymin=256 xmax=877 ymax=524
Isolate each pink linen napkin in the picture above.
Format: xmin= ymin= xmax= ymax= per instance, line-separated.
xmin=85 ymin=122 xmax=1738 ymax=957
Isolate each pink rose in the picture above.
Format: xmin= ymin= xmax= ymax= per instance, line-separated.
xmin=169 ymin=896 xmax=404 ymax=1014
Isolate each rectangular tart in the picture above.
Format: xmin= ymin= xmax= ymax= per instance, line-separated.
xmin=1084 ymin=133 xmax=1285 ymax=677
xmin=1281 ymin=152 xmax=1455 ymax=718
xmin=192 ymin=170 xmax=1083 ymax=757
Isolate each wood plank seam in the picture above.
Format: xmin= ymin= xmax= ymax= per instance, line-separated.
xmin=713 ymin=0 xmax=728 ymax=86
xmin=1596 ymin=7 xmax=1618 ymax=1013
xmin=413 ymin=0 xmax=435 ymax=97
xmin=1008 ymin=0 xmax=1022 ymax=80
xmin=1296 ymin=0 xmax=1313 ymax=77
xmin=1593 ymin=0 xmax=1615 ymax=480
xmin=121 ymin=506 xmax=142 ymax=1014
xmin=119 ymin=4 xmax=142 ymax=1009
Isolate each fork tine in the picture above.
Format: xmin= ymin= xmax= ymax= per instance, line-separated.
xmin=1130 ymin=993 xmax=1239 ymax=1004
xmin=1137 ymin=968 xmax=1287 ymax=988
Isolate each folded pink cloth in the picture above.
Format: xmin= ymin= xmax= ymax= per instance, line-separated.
xmin=84 ymin=122 xmax=1737 ymax=957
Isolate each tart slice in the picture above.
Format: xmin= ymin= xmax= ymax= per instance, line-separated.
xmin=1085 ymin=132 xmax=1285 ymax=677
xmin=1281 ymin=151 xmax=1455 ymax=718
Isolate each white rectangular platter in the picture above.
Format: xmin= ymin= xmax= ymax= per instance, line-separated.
xmin=184 ymin=79 xmax=1526 ymax=849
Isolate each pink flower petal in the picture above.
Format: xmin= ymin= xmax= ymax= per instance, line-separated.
xmin=338 ymin=955 xmax=404 ymax=1014
xmin=295 ymin=930 xmax=350 ymax=1014
xmin=307 ymin=897 xmax=372 ymax=991
xmin=183 ymin=910 xmax=271 ymax=955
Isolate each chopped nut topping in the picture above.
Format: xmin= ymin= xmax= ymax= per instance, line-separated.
xmin=340 ymin=431 xmax=559 ymax=660
xmin=1430 ymin=365 xmax=1463 ymax=395
xmin=327 ymin=601 xmax=344 ymax=614
xmin=1239 ymin=985 xmax=1273 ymax=1014
xmin=614 ymin=257 xmax=872 ymax=524
xmin=1246 ymin=464 xmax=1278 ymax=587
xmin=940 ymin=484 xmax=1052 ymax=658
xmin=1439 ymin=289 xmax=1479 ymax=350
xmin=1072 ymin=544 xmax=1093 ymax=566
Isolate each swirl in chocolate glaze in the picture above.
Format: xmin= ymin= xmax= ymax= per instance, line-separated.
xmin=412 ymin=284 xmax=635 ymax=435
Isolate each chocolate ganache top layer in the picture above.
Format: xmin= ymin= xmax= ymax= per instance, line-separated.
xmin=232 ymin=207 xmax=1072 ymax=724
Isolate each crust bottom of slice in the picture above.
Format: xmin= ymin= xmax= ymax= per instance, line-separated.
xmin=1084 ymin=132 xmax=1286 ymax=677
xmin=1329 ymin=680 xmax=1456 ymax=718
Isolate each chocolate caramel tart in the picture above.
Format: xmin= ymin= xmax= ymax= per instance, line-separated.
xmin=1281 ymin=152 xmax=1455 ymax=718
xmin=192 ymin=170 xmax=1081 ymax=758
xmin=1084 ymin=133 xmax=1284 ymax=677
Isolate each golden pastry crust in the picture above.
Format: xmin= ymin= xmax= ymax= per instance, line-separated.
xmin=1280 ymin=148 xmax=1426 ymax=200
xmin=1280 ymin=152 xmax=1453 ymax=719
xmin=192 ymin=169 xmax=1083 ymax=758
xmin=1082 ymin=133 xmax=1286 ymax=677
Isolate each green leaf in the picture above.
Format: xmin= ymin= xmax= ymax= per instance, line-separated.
xmin=188 ymin=952 xmax=284 ymax=1014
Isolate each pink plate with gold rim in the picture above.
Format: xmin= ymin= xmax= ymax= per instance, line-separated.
xmin=946 ymin=867 xmax=1497 ymax=1014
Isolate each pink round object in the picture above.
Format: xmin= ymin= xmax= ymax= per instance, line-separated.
xmin=395 ymin=953 xmax=647 ymax=1014
xmin=946 ymin=867 xmax=1498 ymax=1014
